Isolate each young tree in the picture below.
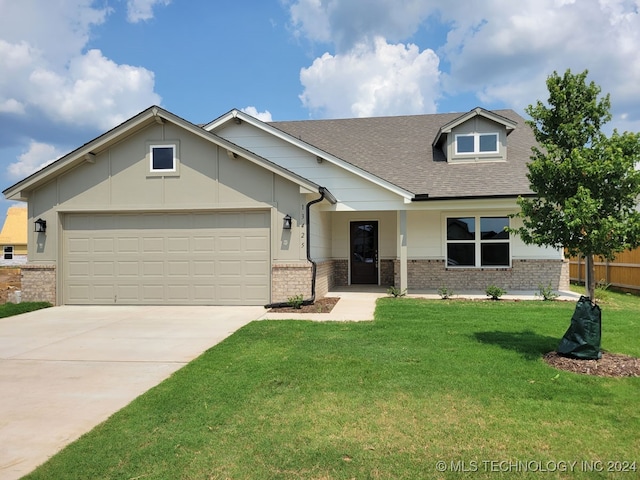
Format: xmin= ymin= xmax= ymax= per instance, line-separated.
xmin=513 ymin=69 xmax=640 ymax=301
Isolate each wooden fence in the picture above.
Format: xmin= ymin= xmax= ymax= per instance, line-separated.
xmin=568 ymin=248 xmax=640 ymax=293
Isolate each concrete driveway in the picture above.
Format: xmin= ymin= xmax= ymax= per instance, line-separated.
xmin=0 ymin=305 xmax=263 ymax=480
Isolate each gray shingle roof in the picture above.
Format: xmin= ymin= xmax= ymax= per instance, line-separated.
xmin=269 ymin=109 xmax=535 ymax=199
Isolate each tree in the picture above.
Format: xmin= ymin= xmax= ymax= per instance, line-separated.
xmin=512 ymin=69 xmax=640 ymax=301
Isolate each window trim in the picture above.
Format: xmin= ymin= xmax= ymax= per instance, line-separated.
xmin=147 ymin=141 xmax=180 ymax=176
xmin=445 ymin=215 xmax=511 ymax=268
xmin=454 ymin=132 xmax=499 ymax=155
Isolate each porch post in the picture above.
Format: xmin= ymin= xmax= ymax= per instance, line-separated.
xmin=398 ymin=210 xmax=408 ymax=292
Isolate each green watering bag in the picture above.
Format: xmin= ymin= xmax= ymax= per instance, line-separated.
xmin=557 ymin=296 xmax=602 ymax=360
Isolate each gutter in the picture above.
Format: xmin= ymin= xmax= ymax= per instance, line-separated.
xmin=411 ymin=193 xmax=536 ymax=202
xmin=264 ymin=187 xmax=331 ymax=309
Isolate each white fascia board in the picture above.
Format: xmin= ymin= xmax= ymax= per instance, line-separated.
xmin=205 ymin=110 xmax=414 ymax=202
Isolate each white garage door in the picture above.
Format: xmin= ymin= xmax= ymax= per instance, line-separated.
xmin=63 ymin=211 xmax=270 ymax=305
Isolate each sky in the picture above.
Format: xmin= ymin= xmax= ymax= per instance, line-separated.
xmin=1 ymin=0 xmax=640 ymax=223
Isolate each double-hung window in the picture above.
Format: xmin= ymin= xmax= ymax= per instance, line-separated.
xmin=446 ymin=216 xmax=510 ymax=267
xmin=455 ymin=133 xmax=499 ymax=155
xmin=3 ymin=246 xmax=13 ymax=260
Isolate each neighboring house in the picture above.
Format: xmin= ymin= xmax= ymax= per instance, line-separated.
xmin=2 ymin=106 xmax=568 ymax=306
xmin=0 ymin=206 xmax=27 ymax=266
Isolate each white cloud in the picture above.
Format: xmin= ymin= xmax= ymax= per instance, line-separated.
xmin=126 ymin=0 xmax=172 ymax=23
xmin=288 ymin=0 xmax=436 ymax=52
xmin=8 ymin=141 xmax=64 ymax=180
xmin=300 ymin=37 xmax=440 ymax=118
xmin=241 ymin=107 xmax=273 ymax=122
xmin=29 ymin=49 xmax=159 ymax=130
xmin=288 ymin=0 xmax=640 ymax=128
xmin=0 ymin=1 xmax=163 ymax=181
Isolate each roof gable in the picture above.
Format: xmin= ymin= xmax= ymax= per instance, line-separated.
xmin=3 ymin=107 xmax=327 ymax=202
xmin=432 ymin=107 xmax=518 ymax=148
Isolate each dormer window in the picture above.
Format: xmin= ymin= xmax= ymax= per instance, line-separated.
xmin=455 ymin=133 xmax=499 ymax=155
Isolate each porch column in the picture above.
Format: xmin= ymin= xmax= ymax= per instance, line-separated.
xmin=397 ymin=210 xmax=408 ymax=292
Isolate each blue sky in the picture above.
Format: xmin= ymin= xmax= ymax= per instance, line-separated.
xmin=2 ymin=0 xmax=640 ymax=222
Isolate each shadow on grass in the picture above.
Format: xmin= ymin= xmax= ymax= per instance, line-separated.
xmin=473 ymin=330 xmax=560 ymax=360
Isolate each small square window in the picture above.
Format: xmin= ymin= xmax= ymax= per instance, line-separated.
xmin=150 ymin=145 xmax=176 ymax=172
xmin=3 ymin=246 xmax=13 ymax=260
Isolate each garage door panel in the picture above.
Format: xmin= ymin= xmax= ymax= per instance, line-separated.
xmin=94 ymin=262 xmax=114 ymax=276
xmin=64 ymin=212 xmax=270 ymax=305
xmin=117 ymin=237 xmax=139 ymax=253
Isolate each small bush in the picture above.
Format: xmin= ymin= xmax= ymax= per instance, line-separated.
xmin=595 ymin=280 xmax=611 ymax=303
xmin=485 ymin=285 xmax=506 ymax=300
xmin=386 ymin=286 xmax=407 ymax=298
xmin=536 ymin=282 xmax=559 ymax=301
xmin=287 ymin=294 xmax=304 ymax=309
xmin=437 ymin=286 xmax=455 ymax=299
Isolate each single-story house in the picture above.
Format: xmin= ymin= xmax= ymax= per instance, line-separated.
xmin=0 ymin=206 xmax=27 ymax=266
xmin=2 ymin=106 xmax=569 ymax=306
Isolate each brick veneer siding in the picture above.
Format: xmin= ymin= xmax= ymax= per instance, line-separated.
xmin=394 ymin=259 xmax=570 ymax=291
xmin=271 ymin=260 xmax=340 ymax=303
xmin=21 ymin=264 xmax=56 ymax=305
xmin=333 ymin=259 xmax=348 ymax=286
xmin=380 ymin=259 xmax=395 ymax=287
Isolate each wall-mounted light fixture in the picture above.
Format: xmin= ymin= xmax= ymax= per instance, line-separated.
xmin=283 ymin=214 xmax=292 ymax=230
xmin=34 ymin=218 xmax=47 ymax=233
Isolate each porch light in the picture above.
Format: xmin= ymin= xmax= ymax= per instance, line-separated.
xmin=34 ymin=218 xmax=47 ymax=233
xmin=283 ymin=214 xmax=292 ymax=230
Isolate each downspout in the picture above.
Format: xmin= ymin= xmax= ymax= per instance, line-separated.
xmin=264 ymin=187 xmax=327 ymax=308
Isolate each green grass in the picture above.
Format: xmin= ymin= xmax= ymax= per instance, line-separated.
xmin=25 ymin=293 xmax=639 ymax=479
xmin=0 ymin=301 xmax=51 ymax=318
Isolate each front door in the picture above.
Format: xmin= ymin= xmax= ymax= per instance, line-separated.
xmin=350 ymin=221 xmax=378 ymax=284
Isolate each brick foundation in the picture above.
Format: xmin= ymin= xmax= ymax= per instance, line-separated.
xmin=21 ymin=264 xmax=56 ymax=305
xmin=394 ymin=258 xmax=570 ymax=291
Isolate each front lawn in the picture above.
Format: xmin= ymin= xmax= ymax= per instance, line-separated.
xmin=25 ymin=294 xmax=639 ymax=479
xmin=0 ymin=301 xmax=51 ymax=318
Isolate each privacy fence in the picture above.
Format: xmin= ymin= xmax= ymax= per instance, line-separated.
xmin=569 ymin=248 xmax=640 ymax=293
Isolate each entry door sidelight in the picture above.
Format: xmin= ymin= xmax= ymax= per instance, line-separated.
xmin=350 ymin=221 xmax=378 ymax=284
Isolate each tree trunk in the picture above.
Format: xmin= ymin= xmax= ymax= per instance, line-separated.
xmin=585 ymin=254 xmax=596 ymax=302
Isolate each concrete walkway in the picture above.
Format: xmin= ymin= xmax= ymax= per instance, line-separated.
xmin=259 ymin=287 xmax=581 ymax=321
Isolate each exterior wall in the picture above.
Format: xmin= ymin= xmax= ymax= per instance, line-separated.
xmin=395 ymin=258 xmax=569 ymax=292
xmin=270 ymin=260 xmax=337 ymax=303
xmin=21 ymin=264 xmax=56 ymax=304
xmin=216 ymin=122 xmax=408 ymax=211
xmin=27 ymin=123 xmax=307 ymax=264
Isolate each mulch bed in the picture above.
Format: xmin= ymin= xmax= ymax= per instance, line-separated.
xmin=267 ymin=296 xmax=340 ymax=314
xmin=0 ymin=268 xmax=21 ymax=304
xmin=544 ymin=351 xmax=640 ymax=378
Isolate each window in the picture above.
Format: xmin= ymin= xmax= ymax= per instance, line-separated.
xmin=3 ymin=246 xmax=13 ymax=260
xmin=150 ymin=145 xmax=176 ymax=172
xmin=446 ymin=216 xmax=509 ymax=267
xmin=455 ymin=133 xmax=499 ymax=155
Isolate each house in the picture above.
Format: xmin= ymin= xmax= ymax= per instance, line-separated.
xmin=2 ymin=106 xmax=569 ymax=306
xmin=0 ymin=206 xmax=27 ymax=266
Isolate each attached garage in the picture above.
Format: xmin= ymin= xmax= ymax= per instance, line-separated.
xmin=62 ymin=211 xmax=270 ymax=305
